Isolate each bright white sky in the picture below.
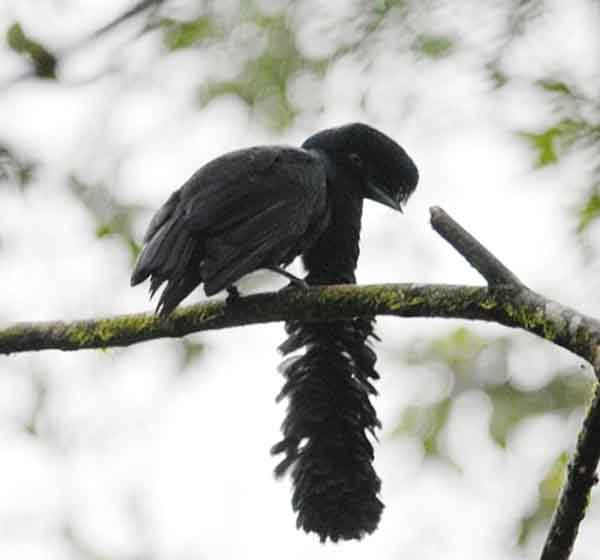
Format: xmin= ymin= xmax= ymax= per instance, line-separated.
xmin=0 ymin=1 xmax=600 ymax=559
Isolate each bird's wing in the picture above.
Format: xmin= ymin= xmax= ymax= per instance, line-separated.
xmin=180 ymin=147 xmax=315 ymax=230
xmin=177 ymin=146 xmax=327 ymax=295
xmin=201 ymin=201 xmax=301 ymax=295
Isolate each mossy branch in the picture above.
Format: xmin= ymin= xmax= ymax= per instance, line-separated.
xmin=1 ymin=210 xmax=599 ymax=370
xmin=541 ymin=379 xmax=600 ymax=560
xmin=0 ymin=283 xmax=598 ymax=367
xmin=430 ymin=206 xmax=523 ymax=286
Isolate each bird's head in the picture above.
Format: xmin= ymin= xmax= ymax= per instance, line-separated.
xmin=302 ymin=122 xmax=419 ymax=212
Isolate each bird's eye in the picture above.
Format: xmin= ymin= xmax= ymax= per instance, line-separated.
xmin=348 ymin=153 xmax=362 ymax=167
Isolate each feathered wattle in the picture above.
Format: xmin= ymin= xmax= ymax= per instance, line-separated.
xmin=273 ymin=317 xmax=383 ymax=541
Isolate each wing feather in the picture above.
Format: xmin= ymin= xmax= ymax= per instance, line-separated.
xmin=132 ymin=145 xmax=328 ymax=307
xmin=201 ymin=199 xmax=304 ymax=295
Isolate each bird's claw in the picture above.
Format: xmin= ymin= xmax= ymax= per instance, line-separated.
xmin=226 ymin=285 xmax=241 ymax=304
xmin=288 ymin=277 xmax=310 ymax=290
xmin=279 ymin=278 xmax=310 ymax=293
xmin=265 ymin=266 xmax=310 ymax=291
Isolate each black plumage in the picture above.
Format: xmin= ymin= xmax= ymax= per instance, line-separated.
xmin=131 ymin=145 xmax=330 ymax=315
xmin=131 ymin=122 xmax=418 ymax=541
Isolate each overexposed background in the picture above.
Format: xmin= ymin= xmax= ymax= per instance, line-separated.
xmin=1 ymin=1 xmax=600 ymax=558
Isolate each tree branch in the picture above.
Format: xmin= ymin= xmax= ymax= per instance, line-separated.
xmin=541 ymin=372 xmax=600 ymax=560
xmin=430 ymin=206 xmax=523 ymax=286
xmin=0 ymin=283 xmax=599 ymax=369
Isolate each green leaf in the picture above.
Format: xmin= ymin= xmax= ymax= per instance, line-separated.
xmin=393 ymin=398 xmax=452 ymax=458
xmin=578 ymin=192 xmax=600 ymax=233
xmin=414 ymin=34 xmax=454 ymax=58
xmin=6 ymin=22 xmax=57 ymax=79
xmin=521 ymin=129 xmax=560 ymax=166
xmin=69 ymin=175 xmax=144 ymax=262
xmin=521 ymin=119 xmax=586 ymax=167
xmin=95 ymin=224 xmax=113 ymax=238
xmin=537 ymin=79 xmax=572 ymax=96
xmin=487 ymin=62 xmax=508 ymax=89
xmin=488 ymin=375 xmax=592 ymax=447
xmin=429 ymin=327 xmax=487 ymax=376
xmin=199 ymin=15 xmax=308 ymax=130
xmin=539 ymin=451 xmax=569 ymax=506
xmin=518 ymin=451 xmax=569 ymax=545
xmin=128 ymin=239 xmax=141 ymax=260
xmin=163 ymin=17 xmax=215 ymax=50
xmin=7 ymin=23 xmax=27 ymax=52
xmin=0 ymin=144 xmax=37 ymax=190
xmin=374 ymin=0 xmax=405 ymax=14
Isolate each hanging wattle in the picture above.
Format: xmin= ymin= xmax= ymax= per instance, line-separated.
xmin=273 ymin=316 xmax=383 ymax=542
xmin=271 ymin=165 xmax=384 ymax=542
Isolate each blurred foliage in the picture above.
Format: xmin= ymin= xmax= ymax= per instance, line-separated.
xmin=177 ymin=338 xmax=206 ymax=373
xmin=23 ymin=372 xmax=48 ymax=437
xmin=519 ymin=79 xmax=600 ymax=232
xmin=521 ymin=119 xmax=587 ymax=168
xmin=486 ymin=62 xmax=508 ymax=89
xmin=374 ymin=0 xmax=406 ymax=14
xmin=413 ymin=34 xmax=454 ymax=59
xmin=428 ymin=327 xmax=487 ymax=376
xmin=395 ymin=398 xmax=452 ymax=457
xmin=63 ymin=503 xmax=155 ymax=560
xmin=394 ymin=326 xmax=592 ymax=547
xmin=162 ymin=16 xmax=216 ymax=50
xmin=6 ymin=22 xmax=57 ymax=79
xmin=506 ymin=0 xmax=545 ymax=36
xmin=69 ymin=175 xmax=144 ymax=261
xmin=395 ymin=327 xmax=592 ymax=453
xmin=488 ymin=376 xmax=592 ymax=447
xmin=537 ymin=79 xmax=572 ymax=96
xmin=190 ymin=13 xmax=328 ymax=130
xmin=578 ymin=191 xmax=600 ymax=233
xmin=0 ymin=143 xmax=36 ymax=189
xmin=62 ymin=522 xmax=110 ymax=560
xmin=518 ymin=451 xmax=569 ymax=545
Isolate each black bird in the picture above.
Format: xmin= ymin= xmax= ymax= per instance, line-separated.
xmin=131 ymin=122 xmax=418 ymax=540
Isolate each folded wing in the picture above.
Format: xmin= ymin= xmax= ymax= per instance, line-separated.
xmin=131 ymin=146 xmax=328 ymax=314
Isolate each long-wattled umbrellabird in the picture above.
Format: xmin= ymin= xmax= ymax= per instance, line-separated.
xmin=131 ymin=122 xmax=419 ymax=541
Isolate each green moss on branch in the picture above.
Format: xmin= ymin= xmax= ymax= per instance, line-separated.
xmin=1 ymin=284 xmax=599 ymax=368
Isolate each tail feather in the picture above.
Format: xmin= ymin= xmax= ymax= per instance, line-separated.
xmin=272 ymin=317 xmax=383 ymax=542
xmin=131 ymin=211 xmax=204 ymax=316
xmin=149 ymin=275 xmax=165 ymax=299
xmin=131 ymin=218 xmax=184 ymax=286
xmin=155 ymin=264 xmax=202 ymax=316
xmin=160 ymin=224 xmax=196 ymax=278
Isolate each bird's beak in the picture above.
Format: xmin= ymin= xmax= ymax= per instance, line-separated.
xmin=366 ymin=181 xmax=404 ymax=213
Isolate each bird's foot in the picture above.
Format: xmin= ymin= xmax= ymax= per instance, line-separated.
xmin=226 ymin=285 xmax=241 ymax=304
xmin=285 ymin=277 xmax=310 ymax=291
xmin=266 ymin=266 xmax=310 ymax=291
xmin=278 ymin=281 xmax=310 ymax=297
